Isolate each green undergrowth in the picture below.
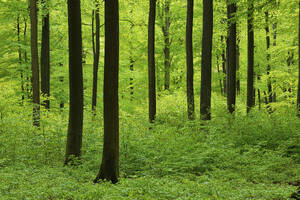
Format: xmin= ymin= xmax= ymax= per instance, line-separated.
xmin=0 ymin=85 xmax=299 ymax=199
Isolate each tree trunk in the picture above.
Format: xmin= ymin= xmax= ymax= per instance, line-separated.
xmin=17 ymin=16 xmax=25 ymax=101
xmin=265 ymin=11 xmax=272 ymax=104
xmin=216 ymin=56 xmax=223 ymax=96
xmin=29 ymin=0 xmax=40 ymax=127
xmin=236 ymin=40 xmax=240 ymax=95
xmin=59 ymin=63 xmax=65 ymax=110
xmin=200 ymin=0 xmax=213 ymax=120
xmin=94 ymin=0 xmax=119 ymax=184
xmin=41 ymin=0 xmax=50 ymax=110
xmin=247 ymin=0 xmax=255 ymax=113
xmin=186 ymin=0 xmax=194 ymax=120
xmin=92 ymin=1 xmax=100 ymax=112
xmin=65 ymin=0 xmax=84 ymax=164
xmin=163 ymin=0 xmax=170 ymax=90
xmin=221 ymin=35 xmax=227 ymax=96
xmin=24 ymin=18 xmax=31 ymax=99
xmin=226 ymin=1 xmax=237 ymax=114
xmin=148 ymin=0 xmax=156 ymax=123
xmin=298 ymin=0 xmax=300 ymax=115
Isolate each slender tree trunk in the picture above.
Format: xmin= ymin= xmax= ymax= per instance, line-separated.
xmin=65 ymin=0 xmax=84 ymax=164
xmin=163 ymin=0 xmax=170 ymax=90
xmin=226 ymin=1 xmax=237 ymax=114
xmin=265 ymin=11 xmax=272 ymax=104
xmin=148 ymin=0 xmax=156 ymax=123
xmin=247 ymin=0 xmax=255 ymax=113
xmin=236 ymin=40 xmax=240 ymax=95
xmin=298 ymin=0 xmax=300 ymax=115
xmin=41 ymin=0 xmax=50 ymax=110
xmin=186 ymin=0 xmax=194 ymax=120
xmin=29 ymin=0 xmax=40 ymax=127
xmin=59 ymin=63 xmax=64 ymax=109
xmin=92 ymin=1 xmax=100 ymax=112
xmin=23 ymin=18 xmax=31 ymax=99
xmin=17 ymin=16 xmax=25 ymax=101
xmin=94 ymin=0 xmax=119 ymax=184
xmin=129 ymin=6 xmax=134 ymax=101
xmin=221 ymin=35 xmax=227 ymax=96
xmin=217 ymin=55 xmax=223 ymax=95
xmin=272 ymin=21 xmax=277 ymax=102
xmin=200 ymin=0 xmax=213 ymax=120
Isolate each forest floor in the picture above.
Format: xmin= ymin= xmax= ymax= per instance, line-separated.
xmin=0 ymin=81 xmax=300 ymax=200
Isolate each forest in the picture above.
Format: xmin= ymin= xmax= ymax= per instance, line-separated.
xmin=0 ymin=0 xmax=300 ymax=199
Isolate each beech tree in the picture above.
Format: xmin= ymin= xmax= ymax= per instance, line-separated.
xmin=65 ymin=0 xmax=84 ymax=164
xmin=200 ymin=0 xmax=213 ymax=120
xmin=226 ymin=0 xmax=237 ymax=114
xmin=163 ymin=0 xmax=170 ymax=90
xmin=41 ymin=0 xmax=50 ymax=109
xmin=94 ymin=0 xmax=119 ymax=184
xmin=186 ymin=0 xmax=194 ymax=120
xmin=29 ymin=0 xmax=40 ymax=126
xmin=148 ymin=0 xmax=156 ymax=123
xmin=298 ymin=0 xmax=300 ymax=115
xmin=247 ymin=0 xmax=255 ymax=113
xmin=92 ymin=0 xmax=100 ymax=112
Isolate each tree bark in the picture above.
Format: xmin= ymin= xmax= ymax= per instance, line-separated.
xmin=163 ymin=0 xmax=170 ymax=90
xmin=200 ymin=0 xmax=213 ymax=120
xmin=41 ymin=0 xmax=50 ymax=110
xmin=94 ymin=0 xmax=119 ymax=184
xmin=17 ymin=16 xmax=25 ymax=101
xmin=221 ymin=35 xmax=227 ymax=96
xmin=298 ymin=0 xmax=300 ymax=115
xmin=186 ymin=0 xmax=194 ymax=120
xmin=265 ymin=11 xmax=272 ymax=104
xmin=247 ymin=0 xmax=255 ymax=113
xmin=29 ymin=0 xmax=40 ymax=127
xmin=92 ymin=1 xmax=100 ymax=112
xmin=226 ymin=1 xmax=237 ymax=114
xmin=65 ymin=0 xmax=84 ymax=164
xmin=148 ymin=0 xmax=156 ymax=123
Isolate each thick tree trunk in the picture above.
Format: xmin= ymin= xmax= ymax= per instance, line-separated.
xmin=226 ymin=1 xmax=237 ymax=114
xmin=94 ymin=0 xmax=119 ymax=184
xmin=298 ymin=0 xmax=300 ymax=115
xmin=163 ymin=0 xmax=170 ymax=90
xmin=265 ymin=11 xmax=272 ymax=104
xmin=92 ymin=1 xmax=100 ymax=112
xmin=41 ymin=0 xmax=50 ymax=110
xmin=186 ymin=0 xmax=194 ymax=120
xmin=200 ymin=0 xmax=213 ymax=120
xmin=29 ymin=0 xmax=40 ymax=127
xmin=65 ymin=0 xmax=84 ymax=164
xmin=148 ymin=0 xmax=156 ymax=123
xmin=247 ymin=0 xmax=255 ymax=113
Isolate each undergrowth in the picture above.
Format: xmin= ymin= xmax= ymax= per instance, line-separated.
xmin=0 ymin=83 xmax=299 ymax=199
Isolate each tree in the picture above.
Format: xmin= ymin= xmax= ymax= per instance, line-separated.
xmin=92 ymin=0 xmax=100 ymax=112
xmin=148 ymin=0 xmax=156 ymax=123
xmin=65 ymin=0 xmax=84 ymax=164
xmin=94 ymin=0 xmax=119 ymax=184
xmin=200 ymin=0 xmax=213 ymax=120
xmin=41 ymin=0 xmax=50 ymax=109
xmin=226 ymin=0 xmax=237 ymax=114
xmin=247 ymin=0 xmax=255 ymax=113
xmin=265 ymin=11 xmax=272 ymax=104
xmin=17 ymin=15 xmax=25 ymax=101
xmin=298 ymin=0 xmax=300 ymax=115
xmin=186 ymin=0 xmax=194 ymax=120
xmin=29 ymin=0 xmax=40 ymax=126
xmin=163 ymin=0 xmax=170 ymax=90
